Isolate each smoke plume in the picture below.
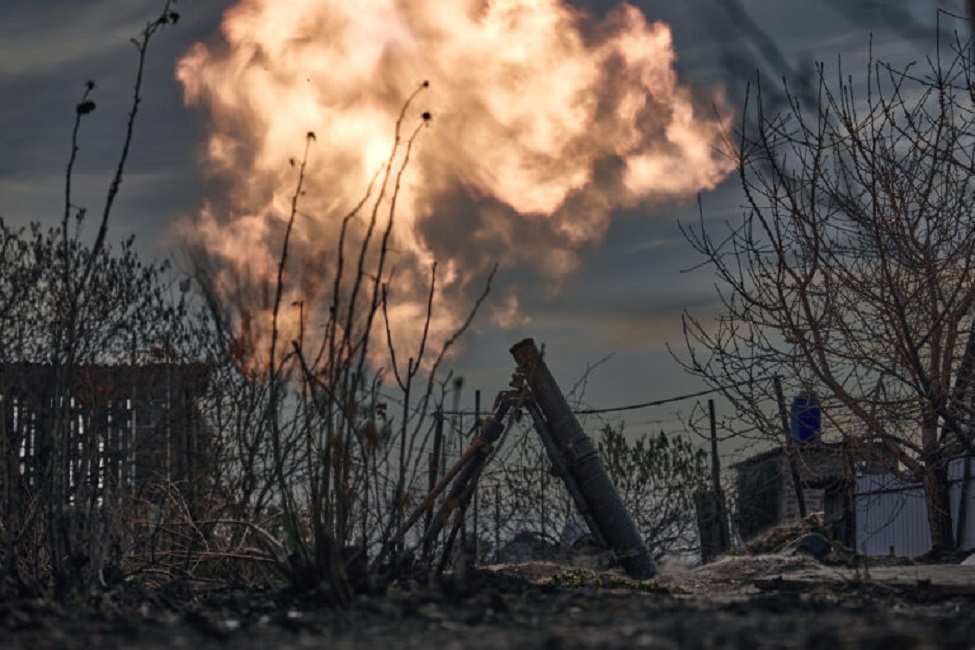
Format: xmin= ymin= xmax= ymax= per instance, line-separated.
xmin=176 ymin=0 xmax=733 ymax=370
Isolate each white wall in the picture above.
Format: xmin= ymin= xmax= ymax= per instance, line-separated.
xmin=855 ymin=457 xmax=975 ymax=557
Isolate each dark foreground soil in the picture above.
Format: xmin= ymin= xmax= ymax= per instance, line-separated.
xmin=3 ymin=556 xmax=974 ymax=649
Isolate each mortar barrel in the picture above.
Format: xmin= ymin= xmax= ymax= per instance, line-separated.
xmin=510 ymin=338 xmax=655 ymax=579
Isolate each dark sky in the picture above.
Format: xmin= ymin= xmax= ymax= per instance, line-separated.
xmin=0 ymin=0 xmax=958 ymax=430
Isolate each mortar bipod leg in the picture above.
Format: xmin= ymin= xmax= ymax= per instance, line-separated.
xmin=523 ymin=399 xmax=607 ymax=548
xmin=369 ymin=438 xmax=479 ymax=575
xmin=435 ymin=455 xmax=488 ymax=575
xmin=394 ymin=391 xmax=517 ymax=573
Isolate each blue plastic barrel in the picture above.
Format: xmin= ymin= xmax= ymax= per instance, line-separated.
xmin=790 ymin=393 xmax=820 ymax=443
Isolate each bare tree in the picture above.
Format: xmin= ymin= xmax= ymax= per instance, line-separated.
xmin=681 ymin=35 xmax=975 ymax=552
xmin=598 ymin=425 xmax=709 ymax=560
xmin=0 ymin=3 xmax=185 ymax=600
xmin=185 ymin=87 xmax=496 ymax=600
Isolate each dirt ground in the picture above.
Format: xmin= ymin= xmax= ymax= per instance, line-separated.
xmin=3 ymin=555 xmax=975 ymax=649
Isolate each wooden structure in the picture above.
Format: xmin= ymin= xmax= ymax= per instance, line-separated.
xmin=1 ymin=362 xmax=210 ymax=517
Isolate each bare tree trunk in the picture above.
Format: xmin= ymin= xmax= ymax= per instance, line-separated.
xmin=923 ymin=461 xmax=954 ymax=553
xmin=922 ymin=418 xmax=955 ymax=553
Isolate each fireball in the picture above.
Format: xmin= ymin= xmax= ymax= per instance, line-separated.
xmin=176 ymin=0 xmax=733 ymax=372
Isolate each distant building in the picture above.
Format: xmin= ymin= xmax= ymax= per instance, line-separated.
xmin=1 ymin=362 xmax=211 ymax=515
xmin=732 ymin=442 xmax=857 ymax=546
xmin=733 ymin=441 xmax=975 ymax=555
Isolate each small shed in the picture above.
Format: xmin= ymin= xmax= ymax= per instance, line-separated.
xmin=732 ymin=442 xmax=854 ymax=545
xmin=734 ymin=441 xmax=975 ymax=556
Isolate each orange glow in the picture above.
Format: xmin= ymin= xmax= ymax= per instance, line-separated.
xmin=176 ymin=0 xmax=733 ymax=372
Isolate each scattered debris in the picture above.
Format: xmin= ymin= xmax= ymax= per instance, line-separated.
xmin=779 ymin=532 xmax=833 ymax=561
xmin=742 ymin=512 xmax=833 ymax=556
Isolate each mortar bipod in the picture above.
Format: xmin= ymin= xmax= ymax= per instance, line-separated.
xmin=373 ymin=340 xmax=654 ymax=581
xmin=371 ymin=389 xmax=519 ymax=577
